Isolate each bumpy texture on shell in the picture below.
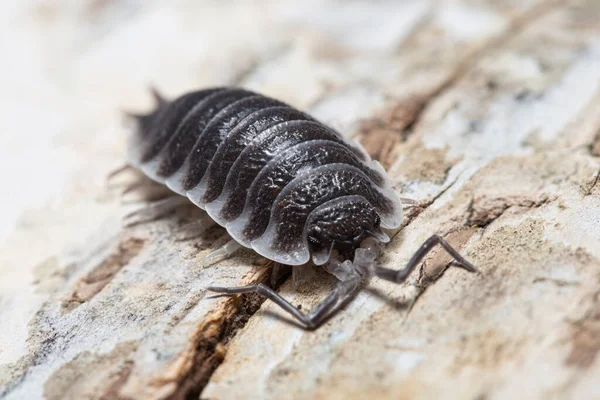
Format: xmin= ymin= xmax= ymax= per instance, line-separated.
xmin=128 ymin=87 xmax=403 ymax=265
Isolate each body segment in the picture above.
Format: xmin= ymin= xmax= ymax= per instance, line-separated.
xmin=128 ymin=87 xmax=403 ymax=265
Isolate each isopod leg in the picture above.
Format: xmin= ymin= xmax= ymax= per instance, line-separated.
xmin=203 ymin=239 xmax=242 ymax=262
xmin=123 ymin=195 xmax=189 ymax=227
xmin=107 ymin=164 xmax=135 ymax=182
xmin=270 ymin=263 xmax=292 ymax=288
xmin=121 ymin=179 xmax=165 ymax=196
xmin=207 ymin=272 xmax=360 ymax=330
xmin=374 ymin=234 xmax=479 ymax=283
xmin=149 ymin=86 xmax=167 ymax=105
xmin=106 ymin=163 xmax=145 ymax=189
xmin=172 ymin=219 xmax=213 ymax=241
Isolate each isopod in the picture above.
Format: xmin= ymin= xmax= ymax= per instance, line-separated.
xmin=123 ymin=87 xmax=478 ymax=329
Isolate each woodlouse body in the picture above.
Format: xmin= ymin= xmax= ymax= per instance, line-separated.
xmin=125 ymin=87 xmax=478 ymax=329
xmin=128 ymin=87 xmax=403 ymax=265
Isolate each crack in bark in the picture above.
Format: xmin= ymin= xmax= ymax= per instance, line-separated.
xmin=166 ymin=264 xmax=290 ymax=400
xmin=584 ymin=168 xmax=600 ymax=196
xmin=399 ymin=227 xmax=480 ymax=326
xmin=385 ymin=169 xmax=473 ymax=324
xmin=466 ymin=195 xmax=551 ymax=227
xmin=390 ymin=168 xmax=465 ymax=243
xmin=532 ymin=277 xmax=581 ymax=287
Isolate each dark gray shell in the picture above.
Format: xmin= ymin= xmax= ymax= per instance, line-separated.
xmin=127 ymin=87 xmax=403 ymax=265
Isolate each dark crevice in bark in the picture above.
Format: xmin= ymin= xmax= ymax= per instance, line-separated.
xmin=168 ymin=264 xmax=291 ymax=400
xmin=466 ymin=195 xmax=551 ymax=228
xmin=584 ymin=169 xmax=600 ymax=196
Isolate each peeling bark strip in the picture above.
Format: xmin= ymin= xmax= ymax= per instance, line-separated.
xmin=63 ymin=237 xmax=146 ymax=310
xmin=2 ymin=1 xmax=600 ymax=399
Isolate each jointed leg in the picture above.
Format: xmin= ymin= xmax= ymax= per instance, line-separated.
xmin=208 ymin=273 xmax=360 ymax=330
xmin=123 ymin=195 xmax=189 ymax=227
xmin=374 ymin=234 xmax=478 ymax=283
xmin=106 ymin=164 xmax=135 ymax=184
xmin=270 ymin=263 xmax=292 ymax=288
xmin=172 ymin=219 xmax=214 ymax=241
xmin=203 ymin=239 xmax=242 ymax=262
xmin=121 ymin=180 xmax=151 ymax=196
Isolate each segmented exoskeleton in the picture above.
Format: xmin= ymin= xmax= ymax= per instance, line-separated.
xmin=124 ymin=87 xmax=478 ymax=329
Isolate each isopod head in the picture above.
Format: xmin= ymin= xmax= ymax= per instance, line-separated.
xmin=306 ymin=195 xmax=390 ymax=265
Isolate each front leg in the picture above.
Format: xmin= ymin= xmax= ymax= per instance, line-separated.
xmin=374 ymin=234 xmax=478 ymax=283
xmin=207 ymin=272 xmax=361 ymax=330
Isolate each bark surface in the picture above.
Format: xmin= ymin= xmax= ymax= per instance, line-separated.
xmin=1 ymin=1 xmax=599 ymax=399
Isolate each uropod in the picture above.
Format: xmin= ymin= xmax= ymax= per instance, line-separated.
xmin=122 ymin=87 xmax=478 ymax=330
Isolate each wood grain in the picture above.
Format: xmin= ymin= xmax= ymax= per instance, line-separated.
xmin=1 ymin=1 xmax=599 ymax=399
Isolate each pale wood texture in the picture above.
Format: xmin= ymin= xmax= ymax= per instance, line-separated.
xmin=1 ymin=1 xmax=599 ymax=399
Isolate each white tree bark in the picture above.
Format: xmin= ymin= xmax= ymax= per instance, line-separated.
xmin=1 ymin=1 xmax=599 ymax=399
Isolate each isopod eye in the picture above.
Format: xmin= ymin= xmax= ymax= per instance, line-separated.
xmin=308 ymin=235 xmax=321 ymax=246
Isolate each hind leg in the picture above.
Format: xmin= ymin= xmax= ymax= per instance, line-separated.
xmin=171 ymin=219 xmax=215 ymax=241
xmin=106 ymin=164 xmax=136 ymax=186
xmin=123 ymin=195 xmax=189 ymax=227
xmin=203 ymin=239 xmax=242 ymax=262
